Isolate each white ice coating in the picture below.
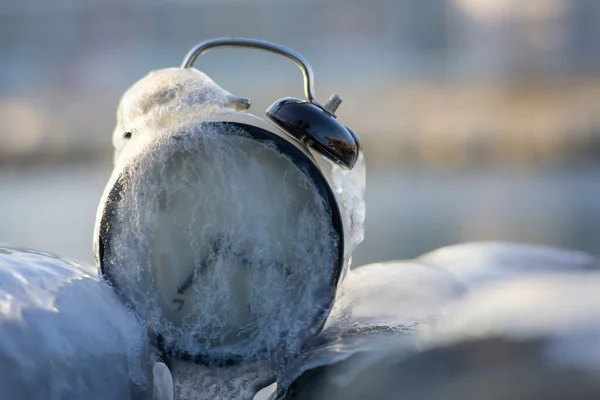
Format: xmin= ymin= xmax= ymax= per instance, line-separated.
xmin=274 ymin=242 xmax=600 ymax=396
xmin=111 ymin=68 xmax=368 ymax=274
xmin=112 ymin=67 xmax=250 ymax=164
xmin=283 ymin=269 xmax=600 ymax=400
xmin=330 ymin=151 xmax=366 ymax=274
xmin=0 ymin=247 xmax=153 ymax=399
xmin=275 ymin=260 xmax=465 ymax=388
xmin=104 ymin=125 xmax=338 ymax=362
xmin=418 ymin=241 xmax=600 ymax=287
xmin=99 ymin=67 xmax=342 ymax=368
xmin=436 ymin=272 xmax=600 ymax=350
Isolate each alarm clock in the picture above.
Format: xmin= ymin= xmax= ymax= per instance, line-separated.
xmin=93 ymin=38 xmax=361 ymax=368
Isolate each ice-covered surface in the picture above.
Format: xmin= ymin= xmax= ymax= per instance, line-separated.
xmin=418 ymin=241 xmax=600 ymax=286
xmin=272 ymin=243 xmax=600 ymax=398
xmin=102 ymin=123 xmax=339 ymax=364
xmin=331 ymin=151 xmax=366 ymax=276
xmin=5 ymin=241 xmax=597 ymax=399
xmin=282 ymin=272 xmax=600 ymax=399
xmin=271 ymin=261 xmax=465 ymax=391
xmin=112 ymin=67 xmax=250 ymax=164
xmin=0 ymin=247 xmax=153 ymax=399
xmin=436 ymin=272 xmax=600 ymax=351
xmin=169 ymin=358 xmax=274 ymax=400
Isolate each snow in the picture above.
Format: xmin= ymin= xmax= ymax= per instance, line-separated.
xmin=111 ymin=67 xmax=250 ymax=164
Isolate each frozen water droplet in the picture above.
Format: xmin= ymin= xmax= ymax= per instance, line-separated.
xmin=152 ymin=362 xmax=174 ymax=400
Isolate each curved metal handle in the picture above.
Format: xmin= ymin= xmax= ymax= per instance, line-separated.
xmin=181 ymin=38 xmax=325 ymax=109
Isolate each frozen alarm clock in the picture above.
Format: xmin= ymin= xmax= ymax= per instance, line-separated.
xmin=93 ymin=39 xmax=361 ymax=367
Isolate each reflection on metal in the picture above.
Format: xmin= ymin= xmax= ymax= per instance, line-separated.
xmin=181 ymin=38 xmax=342 ymax=115
xmin=324 ymin=94 xmax=343 ymax=115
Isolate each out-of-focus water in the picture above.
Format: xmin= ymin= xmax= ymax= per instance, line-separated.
xmin=1 ymin=162 xmax=599 ymax=267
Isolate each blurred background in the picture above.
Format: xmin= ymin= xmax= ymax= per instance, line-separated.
xmin=1 ymin=0 xmax=600 ymax=267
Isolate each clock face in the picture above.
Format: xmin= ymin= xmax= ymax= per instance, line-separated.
xmin=99 ymin=122 xmax=342 ymax=362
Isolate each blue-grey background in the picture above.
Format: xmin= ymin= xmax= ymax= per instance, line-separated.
xmin=1 ymin=0 xmax=600 ymax=267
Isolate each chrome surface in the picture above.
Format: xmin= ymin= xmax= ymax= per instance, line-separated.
xmin=323 ymin=94 xmax=343 ymax=115
xmin=181 ymin=38 xmax=339 ymax=113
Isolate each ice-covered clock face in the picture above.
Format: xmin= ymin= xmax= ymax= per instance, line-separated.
xmin=99 ymin=122 xmax=341 ymax=362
